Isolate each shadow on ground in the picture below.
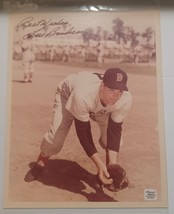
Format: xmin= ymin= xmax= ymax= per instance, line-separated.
xmin=29 ymin=159 xmax=117 ymax=202
xmin=12 ymin=80 xmax=25 ymax=83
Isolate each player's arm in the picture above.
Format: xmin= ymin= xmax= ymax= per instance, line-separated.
xmin=66 ymin=91 xmax=97 ymax=156
xmin=106 ymin=115 xmax=123 ymax=165
xmin=74 ymin=118 xmax=112 ymax=185
xmin=74 ymin=118 xmax=97 ymax=157
xmin=66 ymin=91 xmax=112 ymax=184
xmin=107 ymin=92 xmax=132 ymax=164
xmin=107 ymin=115 xmax=123 ymax=153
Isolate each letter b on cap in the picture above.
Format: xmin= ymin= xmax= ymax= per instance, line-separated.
xmin=116 ymin=73 xmax=123 ymax=82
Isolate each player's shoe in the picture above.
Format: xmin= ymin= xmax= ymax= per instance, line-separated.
xmin=24 ymin=163 xmax=44 ymax=182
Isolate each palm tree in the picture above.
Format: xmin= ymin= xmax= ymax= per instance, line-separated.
xmin=142 ymin=27 xmax=154 ymax=46
xmin=126 ymin=27 xmax=140 ymax=47
xmin=112 ymin=18 xmax=126 ymax=44
xmin=92 ymin=26 xmax=103 ymax=41
xmin=81 ymin=28 xmax=94 ymax=46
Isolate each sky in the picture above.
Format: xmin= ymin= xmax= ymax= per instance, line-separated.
xmin=46 ymin=10 xmax=157 ymax=33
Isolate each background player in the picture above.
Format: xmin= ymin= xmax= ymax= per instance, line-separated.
xmin=21 ymin=33 xmax=35 ymax=83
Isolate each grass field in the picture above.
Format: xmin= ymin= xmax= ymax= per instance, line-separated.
xmin=4 ymin=59 xmax=167 ymax=208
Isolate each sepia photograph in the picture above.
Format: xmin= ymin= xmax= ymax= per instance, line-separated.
xmin=4 ymin=9 xmax=168 ymax=208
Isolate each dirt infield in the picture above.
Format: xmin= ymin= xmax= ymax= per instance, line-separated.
xmin=5 ymin=60 xmax=163 ymax=207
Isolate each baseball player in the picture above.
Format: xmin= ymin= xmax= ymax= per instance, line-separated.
xmin=21 ymin=33 xmax=35 ymax=83
xmin=24 ymin=68 xmax=132 ymax=186
xmin=97 ymin=42 xmax=105 ymax=66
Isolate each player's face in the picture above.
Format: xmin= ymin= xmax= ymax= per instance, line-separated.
xmin=100 ymin=84 xmax=123 ymax=106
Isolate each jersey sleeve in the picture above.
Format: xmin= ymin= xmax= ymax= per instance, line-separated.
xmin=66 ymin=90 xmax=97 ymax=157
xmin=107 ymin=116 xmax=122 ymax=152
xmin=65 ymin=90 xmax=90 ymax=122
xmin=74 ymin=118 xmax=97 ymax=157
xmin=107 ymin=92 xmax=132 ymax=152
xmin=111 ymin=92 xmax=132 ymax=123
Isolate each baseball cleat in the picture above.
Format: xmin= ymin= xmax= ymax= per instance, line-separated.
xmin=24 ymin=163 xmax=44 ymax=182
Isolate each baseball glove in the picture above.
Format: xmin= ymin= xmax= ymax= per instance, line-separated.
xmin=106 ymin=164 xmax=129 ymax=192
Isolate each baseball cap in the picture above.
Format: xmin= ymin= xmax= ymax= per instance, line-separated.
xmin=103 ymin=68 xmax=128 ymax=91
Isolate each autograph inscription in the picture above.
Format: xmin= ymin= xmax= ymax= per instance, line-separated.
xmin=16 ymin=17 xmax=83 ymax=39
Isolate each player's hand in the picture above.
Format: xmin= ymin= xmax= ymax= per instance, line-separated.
xmin=90 ymin=153 xmax=113 ymax=185
xmin=98 ymin=165 xmax=113 ymax=185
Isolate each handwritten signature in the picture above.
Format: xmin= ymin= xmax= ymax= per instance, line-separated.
xmin=16 ymin=17 xmax=84 ymax=39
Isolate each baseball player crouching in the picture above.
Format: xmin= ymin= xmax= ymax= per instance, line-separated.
xmin=24 ymin=68 xmax=132 ymax=188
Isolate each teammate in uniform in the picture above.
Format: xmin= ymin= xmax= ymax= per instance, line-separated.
xmin=24 ymin=68 xmax=132 ymax=186
xmin=21 ymin=33 xmax=35 ymax=83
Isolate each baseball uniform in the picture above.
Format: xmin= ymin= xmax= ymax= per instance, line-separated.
xmin=21 ymin=39 xmax=35 ymax=82
xmin=41 ymin=71 xmax=132 ymax=157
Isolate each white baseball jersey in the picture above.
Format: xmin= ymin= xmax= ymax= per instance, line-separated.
xmin=21 ymin=40 xmax=35 ymax=62
xmin=57 ymin=72 xmax=132 ymax=123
